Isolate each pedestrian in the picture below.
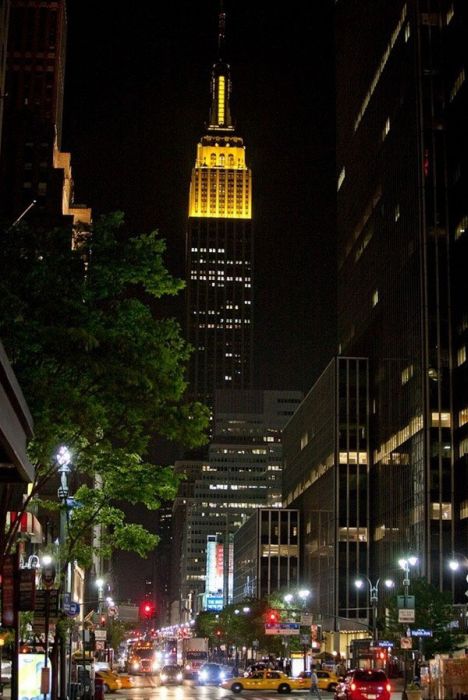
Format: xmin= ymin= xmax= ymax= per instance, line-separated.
xmin=309 ymin=670 xmax=322 ymax=699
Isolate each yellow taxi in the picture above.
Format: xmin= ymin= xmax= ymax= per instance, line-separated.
xmin=298 ymin=670 xmax=340 ymax=692
xmin=96 ymin=669 xmax=122 ymax=693
xmin=117 ymin=674 xmax=134 ymax=689
xmin=221 ymin=669 xmax=309 ymax=693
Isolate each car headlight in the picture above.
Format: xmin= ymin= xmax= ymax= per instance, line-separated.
xmin=220 ymin=672 xmax=226 ymax=680
xmin=177 ymin=674 xmax=183 ymax=681
xmin=160 ymin=674 xmax=168 ymax=682
xmin=152 ymin=662 xmax=159 ymax=671
xmin=200 ymin=671 xmax=208 ymax=681
xmin=132 ymin=662 xmax=139 ymax=670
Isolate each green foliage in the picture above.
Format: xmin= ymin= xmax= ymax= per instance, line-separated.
xmin=385 ymin=577 xmax=463 ymax=655
xmin=0 ymin=213 xmax=209 ymax=566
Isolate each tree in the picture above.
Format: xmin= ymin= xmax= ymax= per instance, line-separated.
xmin=385 ymin=577 xmax=463 ymax=655
xmin=0 ymin=212 xmax=209 ymax=567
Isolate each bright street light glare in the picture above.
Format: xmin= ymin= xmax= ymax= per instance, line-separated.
xmin=384 ymin=579 xmax=394 ymax=588
xmin=355 ymin=579 xmax=364 ymax=589
xmin=408 ymin=556 xmax=418 ymax=566
xmin=42 ymin=555 xmax=53 ymax=565
xmin=284 ymin=593 xmax=293 ymax=603
xmin=56 ymin=445 xmax=71 ymax=466
xmin=449 ymin=560 xmax=459 ymax=571
xmin=299 ymin=589 xmax=311 ymax=599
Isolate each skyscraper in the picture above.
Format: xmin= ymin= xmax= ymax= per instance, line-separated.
xmin=335 ymin=0 xmax=467 ymax=596
xmin=185 ymin=9 xmax=253 ymax=409
xmin=0 ymin=0 xmax=90 ymax=228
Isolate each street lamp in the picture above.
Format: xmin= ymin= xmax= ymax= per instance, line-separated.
xmin=398 ymin=556 xmax=418 ymax=600
xmin=96 ymin=578 xmax=105 ymax=614
xmin=355 ymin=577 xmax=394 ymax=642
xmin=448 ymin=553 xmax=468 ymax=571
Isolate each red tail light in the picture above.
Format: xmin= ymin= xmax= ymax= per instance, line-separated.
xmin=351 ymin=683 xmax=357 ymax=691
xmin=386 ymin=684 xmax=391 ymax=692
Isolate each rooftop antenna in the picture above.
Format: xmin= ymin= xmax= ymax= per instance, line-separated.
xmin=218 ymin=0 xmax=226 ymax=62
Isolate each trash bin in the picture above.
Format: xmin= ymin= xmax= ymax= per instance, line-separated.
xmin=94 ymin=677 xmax=105 ymax=700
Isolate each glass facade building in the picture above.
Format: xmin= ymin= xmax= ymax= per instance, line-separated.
xmin=283 ymin=358 xmax=372 ymax=629
xmin=233 ymin=508 xmax=299 ymax=602
xmin=336 ymin=0 xmax=468 ymax=597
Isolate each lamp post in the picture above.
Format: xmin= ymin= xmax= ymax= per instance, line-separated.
xmin=56 ymin=446 xmax=72 ymax=700
xmin=96 ymin=578 xmax=105 ymax=615
xmin=284 ymin=589 xmax=311 ymax=672
xmin=398 ymin=556 xmax=418 ymax=700
xmin=355 ymin=577 xmax=394 ymax=643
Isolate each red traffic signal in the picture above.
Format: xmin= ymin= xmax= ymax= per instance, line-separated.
xmin=139 ymin=601 xmax=156 ymax=620
xmin=216 ymin=629 xmax=222 ymax=637
xmin=267 ymin=610 xmax=279 ymax=623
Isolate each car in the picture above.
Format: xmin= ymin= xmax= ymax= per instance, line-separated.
xmin=96 ymin=669 xmax=122 ymax=693
xmin=159 ymin=664 xmax=184 ymax=685
xmin=221 ymin=669 xmax=310 ymax=694
xmin=198 ymin=663 xmax=232 ymax=685
xmin=334 ymin=669 xmax=391 ymax=700
xmin=298 ymin=670 xmax=340 ymax=691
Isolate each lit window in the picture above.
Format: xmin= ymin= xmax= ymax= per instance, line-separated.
xmin=401 ymin=364 xmax=414 ymax=385
xmin=460 ymin=500 xmax=468 ymax=520
xmin=459 ymin=408 xmax=468 ymax=427
xmin=337 ymin=166 xmax=346 ymax=192
xmin=372 ymin=289 xmax=379 ymax=307
xmin=446 ymin=5 xmax=454 ymax=24
xmin=394 ymin=204 xmax=400 ymax=222
xmin=404 ymin=22 xmax=411 ymax=42
xmin=460 ymin=438 xmax=468 ymax=458
xmin=430 ymin=503 xmax=452 ymax=520
xmin=300 ymin=433 xmax=309 ymax=450
xmin=458 ymin=347 xmax=467 ymax=366
xmin=455 ymin=215 xmax=468 ymax=240
xmin=431 ymin=412 xmax=451 ymax=428
xmin=382 ymin=117 xmax=391 ymax=140
xmin=450 ymin=68 xmax=465 ymax=102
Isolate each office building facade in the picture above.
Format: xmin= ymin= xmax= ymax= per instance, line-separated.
xmin=233 ymin=508 xmax=300 ymax=603
xmin=176 ymin=389 xmax=302 ymax=617
xmin=283 ymin=358 xmax=372 ymax=630
xmin=336 ymin=0 xmax=468 ymax=597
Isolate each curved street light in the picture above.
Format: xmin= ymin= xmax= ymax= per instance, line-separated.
xmin=355 ymin=576 xmax=394 ymax=642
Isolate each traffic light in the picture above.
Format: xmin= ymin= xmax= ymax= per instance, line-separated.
xmin=139 ymin=601 xmax=156 ymax=620
xmin=267 ymin=610 xmax=279 ymax=623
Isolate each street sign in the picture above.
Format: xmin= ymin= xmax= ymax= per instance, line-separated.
xmin=18 ymin=568 xmax=36 ymax=611
xmin=397 ymin=595 xmax=415 ymax=609
xmin=34 ymin=589 xmax=60 ymax=626
xmin=94 ymin=630 xmax=107 ymax=641
xmin=400 ymin=637 xmax=412 ymax=649
xmin=398 ymin=608 xmax=415 ymax=623
xmin=65 ymin=601 xmax=80 ymax=617
xmin=300 ymin=634 xmax=311 ymax=644
xmin=376 ymin=640 xmax=394 ymax=648
xmin=62 ymin=593 xmax=71 ymax=612
xmin=410 ymin=629 xmax=433 ymax=637
xmin=301 ymin=612 xmax=313 ymax=625
xmin=265 ymin=623 xmax=300 ymax=636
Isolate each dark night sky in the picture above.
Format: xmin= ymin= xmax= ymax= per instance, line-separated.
xmin=63 ymin=2 xmax=336 ymax=603
xmin=63 ymin=0 xmax=336 ymax=396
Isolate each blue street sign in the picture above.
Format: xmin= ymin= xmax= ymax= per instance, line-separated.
xmin=65 ymin=601 xmax=80 ymax=617
xmin=410 ymin=629 xmax=432 ymax=637
xmin=376 ymin=641 xmax=394 ymax=648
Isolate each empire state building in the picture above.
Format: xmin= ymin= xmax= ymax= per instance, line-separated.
xmin=186 ymin=13 xmax=253 ymax=410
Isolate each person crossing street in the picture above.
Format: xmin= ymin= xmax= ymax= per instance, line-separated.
xmin=309 ymin=670 xmax=322 ymax=699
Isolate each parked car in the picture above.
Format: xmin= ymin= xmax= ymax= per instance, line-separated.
xmin=221 ymin=669 xmax=309 ymax=693
xmin=96 ymin=669 xmax=122 ymax=693
xmin=198 ymin=663 xmax=231 ymax=685
xmin=159 ymin=664 xmax=184 ymax=685
xmin=298 ymin=670 xmax=340 ymax=691
xmin=334 ymin=669 xmax=391 ymax=700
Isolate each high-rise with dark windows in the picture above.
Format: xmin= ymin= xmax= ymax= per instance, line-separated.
xmin=185 ymin=10 xmax=253 ymax=410
xmin=335 ymin=0 xmax=468 ymax=598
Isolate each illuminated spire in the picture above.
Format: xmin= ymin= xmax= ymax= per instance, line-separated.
xmin=208 ymin=1 xmax=234 ymax=132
